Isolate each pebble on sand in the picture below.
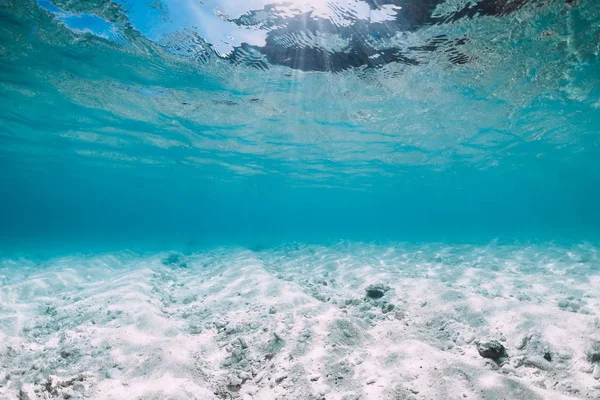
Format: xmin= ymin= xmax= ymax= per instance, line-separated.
xmin=585 ymin=341 xmax=600 ymax=363
xmin=475 ymin=340 xmax=507 ymax=360
xmin=365 ymin=284 xmax=391 ymax=300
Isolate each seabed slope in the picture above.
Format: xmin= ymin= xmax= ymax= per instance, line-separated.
xmin=1 ymin=242 xmax=600 ymax=400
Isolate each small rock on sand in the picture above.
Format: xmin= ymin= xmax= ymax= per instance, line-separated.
xmin=161 ymin=253 xmax=187 ymax=268
xmin=475 ymin=340 xmax=507 ymax=360
xmin=585 ymin=341 xmax=600 ymax=363
xmin=365 ymin=284 xmax=390 ymax=299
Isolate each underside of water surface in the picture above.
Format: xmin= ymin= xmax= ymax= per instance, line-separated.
xmin=1 ymin=0 xmax=600 ymax=399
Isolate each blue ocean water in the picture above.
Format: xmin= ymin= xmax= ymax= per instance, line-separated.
xmin=0 ymin=0 xmax=599 ymax=250
xmin=3 ymin=3 xmax=600 ymax=399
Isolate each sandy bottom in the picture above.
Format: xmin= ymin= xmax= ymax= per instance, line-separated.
xmin=1 ymin=242 xmax=600 ymax=400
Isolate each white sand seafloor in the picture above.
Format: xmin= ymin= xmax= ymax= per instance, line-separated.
xmin=1 ymin=242 xmax=600 ymax=400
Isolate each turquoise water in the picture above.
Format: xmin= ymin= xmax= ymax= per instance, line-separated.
xmin=2 ymin=2 xmax=600 ymax=399
xmin=1 ymin=0 xmax=599 ymax=252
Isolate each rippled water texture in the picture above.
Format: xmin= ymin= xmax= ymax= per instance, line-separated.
xmin=0 ymin=0 xmax=599 ymax=243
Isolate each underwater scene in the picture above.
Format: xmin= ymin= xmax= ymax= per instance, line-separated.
xmin=1 ymin=0 xmax=600 ymax=399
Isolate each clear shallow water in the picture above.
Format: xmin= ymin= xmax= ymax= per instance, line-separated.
xmin=1 ymin=0 xmax=600 ymax=249
xmin=2 ymin=2 xmax=600 ymax=399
